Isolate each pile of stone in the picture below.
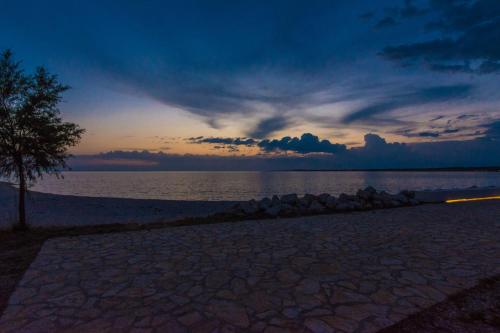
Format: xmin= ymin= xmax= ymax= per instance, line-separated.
xmin=225 ymin=186 xmax=420 ymax=218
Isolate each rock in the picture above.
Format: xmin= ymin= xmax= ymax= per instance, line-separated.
xmin=391 ymin=193 xmax=409 ymax=204
xmin=350 ymin=200 xmax=362 ymax=210
xmin=408 ymin=198 xmax=420 ymax=206
xmin=353 ymin=187 xmax=375 ymax=201
xmin=279 ymin=203 xmax=297 ymax=216
xmin=356 ymin=189 xmax=371 ymax=200
xmin=338 ymin=193 xmax=350 ymax=202
xmin=225 ymin=187 xmax=420 ymax=219
xmin=363 ymin=202 xmax=373 ymax=210
xmin=280 ymin=193 xmax=299 ymax=205
xmin=374 ymin=192 xmax=402 ymax=208
xmin=309 ymin=200 xmax=326 ymax=213
xmin=301 ymin=194 xmax=317 ymax=207
xmin=265 ymin=205 xmax=281 ymax=217
xmin=338 ymin=193 xmax=357 ymax=201
xmin=240 ymin=200 xmax=259 ymax=214
xmin=258 ymin=197 xmax=272 ymax=210
xmin=364 ymin=186 xmax=377 ymax=195
xmin=325 ymin=196 xmax=337 ymax=209
xmin=298 ymin=204 xmax=311 ymax=215
xmin=400 ymin=190 xmax=416 ymax=199
xmin=318 ymin=193 xmax=331 ymax=204
xmin=298 ymin=197 xmax=309 ymax=208
xmin=337 ymin=193 xmax=364 ymax=211
xmin=335 ymin=202 xmax=351 ymax=211
xmin=224 ymin=204 xmax=244 ymax=216
xmin=388 ymin=200 xmax=402 ymax=208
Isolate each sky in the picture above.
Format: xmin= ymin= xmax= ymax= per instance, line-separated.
xmin=1 ymin=0 xmax=500 ymax=169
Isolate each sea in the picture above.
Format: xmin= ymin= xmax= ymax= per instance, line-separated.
xmin=25 ymin=171 xmax=500 ymax=201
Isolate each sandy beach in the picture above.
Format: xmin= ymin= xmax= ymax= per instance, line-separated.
xmin=0 ymin=182 xmax=236 ymax=229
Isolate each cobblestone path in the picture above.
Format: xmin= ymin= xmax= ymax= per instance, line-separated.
xmin=1 ymin=201 xmax=499 ymax=332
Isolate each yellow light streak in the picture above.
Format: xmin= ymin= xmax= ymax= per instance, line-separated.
xmin=446 ymin=196 xmax=500 ymax=203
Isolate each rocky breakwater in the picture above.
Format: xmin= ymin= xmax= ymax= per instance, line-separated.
xmin=225 ymin=186 xmax=420 ymax=218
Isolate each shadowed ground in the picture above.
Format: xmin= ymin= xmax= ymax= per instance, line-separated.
xmin=379 ymin=274 xmax=500 ymax=333
xmin=0 ymin=201 xmax=499 ymax=332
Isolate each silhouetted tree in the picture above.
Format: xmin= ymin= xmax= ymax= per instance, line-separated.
xmin=0 ymin=50 xmax=84 ymax=230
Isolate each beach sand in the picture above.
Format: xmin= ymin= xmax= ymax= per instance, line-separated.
xmin=0 ymin=182 xmax=236 ymax=229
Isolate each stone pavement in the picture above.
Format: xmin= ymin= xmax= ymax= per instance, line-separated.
xmin=1 ymin=201 xmax=499 ymax=332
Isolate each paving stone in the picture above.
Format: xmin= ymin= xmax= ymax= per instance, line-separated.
xmin=304 ymin=318 xmax=334 ymax=333
xmin=331 ymin=287 xmax=371 ymax=304
xmin=175 ymin=311 xmax=201 ymax=327
xmin=207 ymin=300 xmax=250 ymax=328
xmin=321 ymin=315 xmax=359 ymax=332
xmin=1 ymin=202 xmax=499 ymax=333
xmin=296 ymin=278 xmax=321 ymax=295
xmin=282 ymin=307 xmax=301 ymax=319
xmin=370 ymin=289 xmax=398 ymax=305
xmin=205 ymin=271 xmax=231 ymax=289
xmin=276 ymin=269 xmax=301 ymax=284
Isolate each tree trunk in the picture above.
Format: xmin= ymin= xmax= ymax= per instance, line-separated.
xmin=17 ymin=166 xmax=27 ymax=230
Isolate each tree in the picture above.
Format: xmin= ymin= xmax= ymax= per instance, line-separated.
xmin=0 ymin=50 xmax=84 ymax=230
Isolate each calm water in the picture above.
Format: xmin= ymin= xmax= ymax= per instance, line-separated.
xmin=27 ymin=171 xmax=500 ymax=201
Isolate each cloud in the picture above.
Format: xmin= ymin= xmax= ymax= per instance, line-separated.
xmin=343 ymin=131 xmax=500 ymax=169
xmin=189 ymin=133 xmax=347 ymax=155
xmin=187 ymin=136 xmax=258 ymax=154
xmin=478 ymin=60 xmax=500 ymax=74
xmin=392 ymin=126 xmax=462 ymax=138
xmin=5 ymin=0 xmax=500 ymax=142
xmin=483 ymin=120 xmax=500 ymax=140
xmin=188 ymin=137 xmax=257 ymax=146
xmin=380 ymin=0 xmax=500 ymax=74
xmin=430 ymin=115 xmax=444 ymax=121
xmin=71 ymin=129 xmax=500 ymax=171
xmin=248 ymin=116 xmax=291 ymax=139
xmin=59 ymin=1 xmax=359 ymax=126
xmin=258 ymin=133 xmax=347 ymax=154
xmin=375 ymin=17 xmax=399 ymax=29
xmin=342 ymin=84 xmax=474 ymax=124
xmin=373 ymin=0 xmax=428 ymax=29
xmin=399 ymin=0 xmax=428 ymax=18
xmin=359 ymin=11 xmax=375 ymax=21
xmin=417 ymin=131 xmax=440 ymax=138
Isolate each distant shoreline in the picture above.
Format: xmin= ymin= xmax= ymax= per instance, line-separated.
xmin=282 ymin=167 xmax=500 ymax=172
xmin=30 ymin=166 xmax=500 ymax=173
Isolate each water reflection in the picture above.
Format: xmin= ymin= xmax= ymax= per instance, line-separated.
xmin=28 ymin=171 xmax=500 ymax=201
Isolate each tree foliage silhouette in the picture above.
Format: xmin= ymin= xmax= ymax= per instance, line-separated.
xmin=0 ymin=50 xmax=84 ymax=229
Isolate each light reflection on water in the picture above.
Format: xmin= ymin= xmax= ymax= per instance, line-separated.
xmin=28 ymin=171 xmax=500 ymax=201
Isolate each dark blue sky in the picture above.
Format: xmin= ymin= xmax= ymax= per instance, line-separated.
xmin=1 ymin=0 xmax=499 ymax=168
